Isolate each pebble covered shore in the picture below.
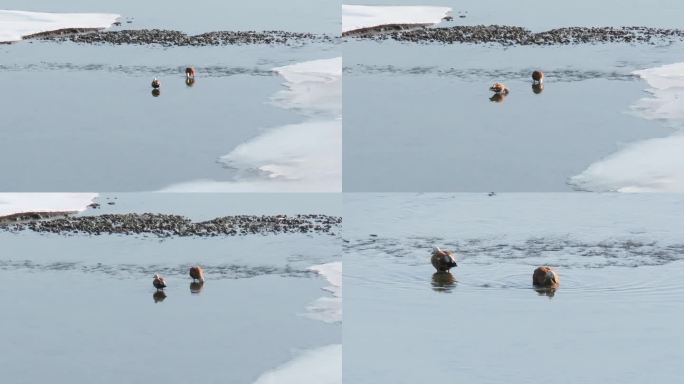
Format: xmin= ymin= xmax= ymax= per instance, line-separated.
xmin=347 ymin=25 xmax=684 ymax=45
xmin=0 ymin=213 xmax=342 ymax=237
xmin=27 ymin=28 xmax=337 ymax=46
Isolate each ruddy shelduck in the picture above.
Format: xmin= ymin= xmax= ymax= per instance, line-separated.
xmin=533 ymin=266 xmax=559 ymax=288
xmin=431 ymin=247 xmax=458 ymax=272
xmin=489 ymin=82 xmax=509 ymax=95
xmin=153 ymin=273 xmax=167 ymax=291
xmin=189 ymin=265 xmax=204 ymax=282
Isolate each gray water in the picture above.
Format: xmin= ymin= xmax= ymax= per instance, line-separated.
xmin=0 ymin=193 xmax=341 ymax=384
xmin=343 ymin=193 xmax=684 ymax=383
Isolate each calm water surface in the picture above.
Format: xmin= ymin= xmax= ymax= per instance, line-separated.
xmin=343 ymin=193 xmax=684 ymax=383
xmin=0 ymin=193 xmax=341 ymax=384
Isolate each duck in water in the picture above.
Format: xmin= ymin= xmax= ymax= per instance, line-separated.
xmin=185 ymin=66 xmax=196 ymax=79
xmin=431 ymin=247 xmax=458 ymax=272
xmin=153 ymin=274 xmax=167 ymax=291
xmin=489 ymin=82 xmax=509 ymax=95
xmin=533 ymin=266 xmax=559 ymax=288
xmin=151 ymin=78 xmax=161 ymax=89
xmin=532 ymin=70 xmax=544 ymax=85
xmin=189 ymin=265 xmax=205 ymax=283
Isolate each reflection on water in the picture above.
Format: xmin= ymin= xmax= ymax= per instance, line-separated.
xmin=153 ymin=290 xmax=167 ymax=303
xmin=190 ymin=281 xmax=204 ymax=294
xmin=185 ymin=77 xmax=195 ymax=87
xmin=534 ymin=286 xmax=557 ymax=298
xmin=431 ymin=272 xmax=456 ymax=293
xmin=151 ymin=89 xmax=160 ymax=97
xmin=489 ymin=93 xmax=506 ymax=103
xmin=532 ymin=83 xmax=544 ymax=94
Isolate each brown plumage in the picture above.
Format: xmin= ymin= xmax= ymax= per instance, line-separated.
xmin=532 ymin=70 xmax=544 ymax=84
xmin=533 ymin=266 xmax=559 ymax=287
xmin=151 ymin=78 xmax=161 ymax=89
xmin=431 ymin=247 xmax=458 ymax=272
xmin=153 ymin=273 xmax=167 ymax=290
xmin=489 ymin=82 xmax=509 ymax=95
xmin=185 ymin=67 xmax=196 ymax=79
xmin=189 ymin=265 xmax=204 ymax=282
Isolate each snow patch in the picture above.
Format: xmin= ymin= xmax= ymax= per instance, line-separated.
xmin=161 ymin=57 xmax=341 ymax=192
xmin=252 ymin=344 xmax=341 ymax=384
xmin=342 ymin=4 xmax=451 ymax=34
xmin=570 ymin=62 xmax=684 ymax=192
xmin=0 ymin=10 xmax=119 ymax=43
xmin=305 ymin=261 xmax=342 ymax=323
xmin=0 ymin=193 xmax=98 ymax=218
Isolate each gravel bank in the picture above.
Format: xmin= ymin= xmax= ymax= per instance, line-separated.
xmin=348 ymin=25 xmax=684 ymax=45
xmin=0 ymin=213 xmax=342 ymax=237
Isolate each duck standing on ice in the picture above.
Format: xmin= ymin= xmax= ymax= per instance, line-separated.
xmin=431 ymin=247 xmax=458 ymax=272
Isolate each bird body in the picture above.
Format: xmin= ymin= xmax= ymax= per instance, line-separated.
xmin=185 ymin=67 xmax=196 ymax=79
xmin=151 ymin=78 xmax=161 ymax=89
xmin=533 ymin=266 xmax=559 ymax=287
xmin=189 ymin=265 xmax=204 ymax=282
xmin=431 ymin=247 xmax=458 ymax=272
xmin=532 ymin=70 xmax=544 ymax=84
xmin=153 ymin=274 xmax=167 ymax=290
xmin=489 ymin=82 xmax=509 ymax=95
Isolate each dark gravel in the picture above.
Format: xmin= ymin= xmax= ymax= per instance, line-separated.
xmin=348 ymin=25 xmax=684 ymax=45
xmin=0 ymin=213 xmax=342 ymax=237
xmin=28 ymin=29 xmax=337 ymax=46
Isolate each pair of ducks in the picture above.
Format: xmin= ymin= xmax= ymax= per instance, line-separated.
xmin=489 ymin=70 xmax=545 ymax=99
xmin=153 ymin=265 xmax=204 ymax=291
xmin=151 ymin=66 xmax=196 ymax=91
xmin=431 ymin=247 xmax=560 ymax=288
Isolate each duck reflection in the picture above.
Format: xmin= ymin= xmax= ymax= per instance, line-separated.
xmin=431 ymin=272 xmax=456 ymax=293
xmin=534 ymin=286 xmax=557 ymax=298
xmin=190 ymin=281 xmax=204 ymax=294
xmin=489 ymin=93 xmax=507 ymax=103
xmin=532 ymin=83 xmax=544 ymax=94
xmin=153 ymin=290 xmax=167 ymax=303
xmin=151 ymin=89 xmax=161 ymax=97
xmin=185 ymin=77 xmax=195 ymax=87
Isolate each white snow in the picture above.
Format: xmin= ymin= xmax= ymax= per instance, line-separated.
xmin=161 ymin=57 xmax=342 ymax=192
xmin=0 ymin=10 xmax=120 ymax=43
xmin=305 ymin=261 xmax=342 ymax=323
xmin=342 ymin=4 xmax=452 ymax=34
xmin=252 ymin=344 xmax=342 ymax=384
xmin=0 ymin=193 xmax=98 ymax=218
xmin=570 ymin=63 xmax=684 ymax=192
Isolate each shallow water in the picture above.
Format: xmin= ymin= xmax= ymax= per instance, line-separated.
xmin=343 ymin=193 xmax=684 ymax=383
xmin=0 ymin=193 xmax=341 ymax=383
xmin=344 ymin=40 xmax=684 ymax=191
xmin=0 ymin=41 xmax=339 ymax=191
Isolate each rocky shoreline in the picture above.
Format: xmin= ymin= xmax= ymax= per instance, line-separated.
xmin=0 ymin=213 xmax=342 ymax=237
xmin=347 ymin=25 xmax=684 ymax=45
xmin=29 ymin=29 xmax=336 ymax=46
